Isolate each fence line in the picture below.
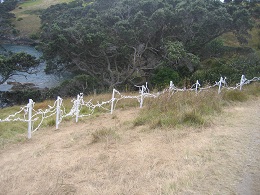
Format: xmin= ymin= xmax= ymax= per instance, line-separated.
xmin=0 ymin=75 xmax=259 ymax=139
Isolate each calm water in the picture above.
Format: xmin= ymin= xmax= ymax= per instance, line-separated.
xmin=0 ymin=44 xmax=64 ymax=91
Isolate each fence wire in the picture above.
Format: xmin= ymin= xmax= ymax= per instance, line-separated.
xmin=0 ymin=75 xmax=259 ymax=138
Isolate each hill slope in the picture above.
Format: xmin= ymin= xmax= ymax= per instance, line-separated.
xmin=0 ymin=97 xmax=259 ymax=194
xmin=11 ymin=0 xmax=73 ymax=37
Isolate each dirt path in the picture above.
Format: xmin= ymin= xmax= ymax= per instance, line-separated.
xmin=0 ymin=98 xmax=259 ymax=194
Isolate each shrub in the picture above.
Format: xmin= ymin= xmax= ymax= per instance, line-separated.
xmin=30 ymin=33 xmax=40 ymax=40
xmin=47 ymin=74 xmax=101 ymax=98
xmin=152 ymin=67 xmax=180 ymax=90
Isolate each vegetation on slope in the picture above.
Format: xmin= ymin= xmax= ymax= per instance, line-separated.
xmin=0 ymin=0 xmax=19 ymax=39
xmin=0 ymin=82 xmax=259 ymax=146
xmin=39 ymin=0 xmax=259 ymax=91
xmin=10 ymin=0 xmax=74 ymax=37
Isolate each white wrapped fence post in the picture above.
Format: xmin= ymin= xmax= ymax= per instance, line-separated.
xmin=195 ymin=80 xmax=200 ymax=94
xmin=218 ymin=77 xmax=223 ymax=94
xmin=145 ymin=82 xmax=149 ymax=93
xmin=27 ymin=99 xmax=33 ymax=139
xmin=140 ymin=85 xmax=144 ymax=108
xmin=170 ymin=81 xmax=173 ymax=89
xmin=111 ymin=89 xmax=116 ymax=114
xmin=240 ymin=75 xmax=245 ymax=91
xmin=75 ymin=94 xmax=80 ymax=123
xmin=56 ymin=96 xmax=61 ymax=129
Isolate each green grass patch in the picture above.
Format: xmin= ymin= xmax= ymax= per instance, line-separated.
xmin=181 ymin=110 xmax=205 ymax=126
xmin=222 ymin=89 xmax=248 ymax=102
xmin=134 ymin=83 xmax=260 ymax=130
xmin=134 ymin=90 xmax=222 ymax=129
xmin=12 ymin=0 xmax=74 ymax=36
xmin=18 ymin=0 xmax=44 ymax=8
xmin=22 ymin=9 xmax=43 ymax=15
xmin=0 ymin=122 xmax=27 ymax=139
xmin=45 ymin=118 xmax=55 ymax=127
xmin=18 ymin=0 xmax=73 ymax=9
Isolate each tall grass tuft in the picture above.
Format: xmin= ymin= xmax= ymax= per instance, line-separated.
xmin=244 ymin=82 xmax=260 ymax=97
xmin=181 ymin=110 xmax=205 ymax=125
xmin=91 ymin=127 xmax=120 ymax=143
xmin=222 ymin=89 xmax=248 ymax=102
xmin=134 ymin=90 xmax=222 ymax=129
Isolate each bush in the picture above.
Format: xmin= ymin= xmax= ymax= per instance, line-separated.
xmin=152 ymin=67 xmax=180 ymax=90
xmin=47 ymin=74 xmax=101 ymax=98
xmin=30 ymin=33 xmax=40 ymax=40
xmin=201 ymin=38 xmax=226 ymax=59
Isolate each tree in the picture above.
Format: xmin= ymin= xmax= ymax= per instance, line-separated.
xmin=40 ymin=0 xmax=253 ymax=89
xmin=151 ymin=67 xmax=180 ymax=90
xmin=165 ymin=41 xmax=200 ymax=74
xmin=0 ymin=0 xmax=19 ymax=40
xmin=0 ymin=52 xmax=40 ymax=84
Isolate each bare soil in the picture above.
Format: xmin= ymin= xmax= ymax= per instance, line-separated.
xmin=0 ymin=98 xmax=259 ymax=195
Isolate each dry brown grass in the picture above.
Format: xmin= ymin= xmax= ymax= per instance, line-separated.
xmin=0 ymin=96 xmax=259 ymax=194
xmin=0 ymin=84 xmax=259 ymax=194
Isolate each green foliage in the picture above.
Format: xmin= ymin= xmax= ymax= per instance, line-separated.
xmin=165 ymin=41 xmax=200 ymax=74
xmin=191 ymin=59 xmax=238 ymax=84
xmin=192 ymin=52 xmax=260 ymax=85
xmin=47 ymin=74 xmax=100 ymax=98
xmin=151 ymin=67 xmax=180 ymax=90
xmin=3 ymin=90 xmax=43 ymax=105
xmin=201 ymin=38 xmax=226 ymax=58
xmin=29 ymin=33 xmax=40 ymax=40
xmin=0 ymin=0 xmax=18 ymax=38
xmin=39 ymin=0 xmax=253 ymax=89
xmin=0 ymin=52 xmax=40 ymax=85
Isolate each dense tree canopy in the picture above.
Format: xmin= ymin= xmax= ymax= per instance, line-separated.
xmin=0 ymin=52 xmax=40 ymax=84
xmin=40 ymin=0 xmax=253 ymax=89
xmin=0 ymin=0 xmax=19 ymax=40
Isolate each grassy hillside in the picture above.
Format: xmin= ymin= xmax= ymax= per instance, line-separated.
xmin=11 ymin=0 xmax=73 ymax=37
xmin=0 ymin=82 xmax=259 ymax=145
